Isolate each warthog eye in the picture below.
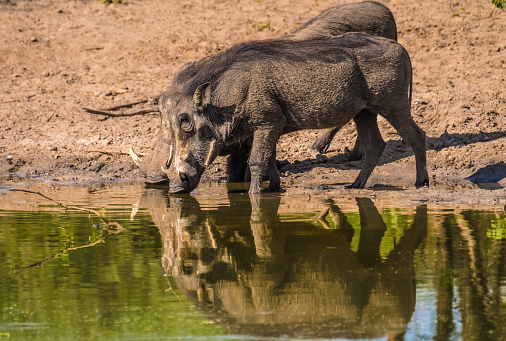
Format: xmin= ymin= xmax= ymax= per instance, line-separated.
xmin=178 ymin=113 xmax=194 ymax=133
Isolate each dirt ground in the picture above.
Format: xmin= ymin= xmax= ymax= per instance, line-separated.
xmin=0 ymin=0 xmax=505 ymax=206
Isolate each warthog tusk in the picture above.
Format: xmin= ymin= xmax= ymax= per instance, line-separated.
xmin=161 ymin=144 xmax=173 ymax=176
xmin=129 ymin=147 xmax=141 ymax=166
xmin=204 ymin=140 xmax=216 ymax=168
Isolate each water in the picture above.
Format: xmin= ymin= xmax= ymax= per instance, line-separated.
xmin=0 ymin=182 xmax=505 ymax=340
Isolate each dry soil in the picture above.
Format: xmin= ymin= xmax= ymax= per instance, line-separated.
xmin=0 ymin=0 xmax=505 ymax=206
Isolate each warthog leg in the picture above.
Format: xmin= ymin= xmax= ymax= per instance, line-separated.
xmin=312 ymin=126 xmax=363 ymax=160
xmin=347 ymin=138 xmax=365 ymax=161
xmin=311 ymin=127 xmax=337 ymax=154
xmin=381 ymin=105 xmax=429 ymax=188
xmin=349 ymin=110 xmax=384 ymax=188
xmin=227 ymin=144 xmax=251 ymax=183
xmin=248 ymin=125 xmax=283 ymax=194
xmin=267 ymin=148 xmax=280 ymax=192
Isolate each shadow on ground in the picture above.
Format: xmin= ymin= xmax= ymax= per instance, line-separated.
xmin=279 ymin=130 xmax=506 ymax=176
xmin=465 ymin=162 xmax=506 ymax=183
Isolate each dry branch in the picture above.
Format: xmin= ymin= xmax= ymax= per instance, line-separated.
xmin=83 ymin=106 xmax=158 ymax=117
xmin=83 ymin=98 xmax=159 ymax=118
xmin=87 ymin=149 xmax=145 ymax=156
xmin=10 ymin=189 xmax=124 ymax=231
xmin=103 ymin=100 xmax=149 ymax=111
xmin=17 ymin=232 xmax=112 ymax=270
xmin=11 ymin=188 xmax=126 ymax=271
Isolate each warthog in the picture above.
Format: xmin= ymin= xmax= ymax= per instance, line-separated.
xmin=162 ymin=33 xmax=429 ymax=194
xmin=132 ymin=1 xmax=397 ymax=184
xmin=287 ymin=0 xmax=398 ymax=157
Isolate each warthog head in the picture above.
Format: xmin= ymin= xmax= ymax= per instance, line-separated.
xmin=160 ymin=83 xmax=220 ymax=194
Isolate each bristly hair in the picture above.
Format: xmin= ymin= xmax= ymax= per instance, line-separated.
xmin=171 ymin=34 xmax=376 ymax=99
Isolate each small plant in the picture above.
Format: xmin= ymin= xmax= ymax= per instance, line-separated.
xmin=491 ymin=0 xmax=506 ymax=9
xmin=252 ymin=22 xmax=271 ymax=31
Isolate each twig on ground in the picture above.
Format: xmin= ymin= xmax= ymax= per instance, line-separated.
xmin=58 ymin=25 xmax=84 ymax=32
xmin=84 ymin=46 xmax=104 ymax=51
xmin=87 ymin=149 xmax=145 ymax=156
xmin=103 ymin=100 xmax=149 ymax=111
xmin=83 ymin=98 xmax=159 ymax=117
xmin=83 ymin=106 xmax=158 ymax=117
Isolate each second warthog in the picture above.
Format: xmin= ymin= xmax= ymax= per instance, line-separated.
xmin=133 ymin=1 xmax=397 ymax=184
xmin=161 ymin=33 xmax=429 ymax=194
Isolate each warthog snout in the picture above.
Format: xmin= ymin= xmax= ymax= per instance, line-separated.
xmin=169 ymin=160 xmax=200 ymax=194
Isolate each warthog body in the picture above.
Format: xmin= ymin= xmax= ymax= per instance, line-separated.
xmin=163 ymin=33 xmax=429 ymax=194
xmin=286 ymin=0 xmax=396 ymax=42
xmin=135 ymin=1 xmax=397 ymax=184
xmin=286 ymin=0 xmax=398 ymax=157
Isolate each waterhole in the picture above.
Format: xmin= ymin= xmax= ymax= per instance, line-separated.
xmin=0 ymin=182 xmax=505 ymax=340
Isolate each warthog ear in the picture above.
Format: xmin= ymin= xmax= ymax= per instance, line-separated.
xmin=193 ymin=82 xmax=211 ymax=108
xmin=152 ymin=93 xmax=162 ymax=106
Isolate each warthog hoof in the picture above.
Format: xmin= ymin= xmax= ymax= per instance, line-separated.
xmin=415 ymin=179 xmax=429 ymax=188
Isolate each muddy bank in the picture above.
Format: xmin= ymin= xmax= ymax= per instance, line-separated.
xmin=0 ymin=0 xmax=505 ymax=204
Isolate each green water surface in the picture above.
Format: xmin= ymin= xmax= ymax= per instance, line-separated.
xmin=0 ymin=183 xmax=505 ymax=340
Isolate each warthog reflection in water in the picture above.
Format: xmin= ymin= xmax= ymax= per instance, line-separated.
xmin=142 ymin=189 xmax=427 ymax=339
